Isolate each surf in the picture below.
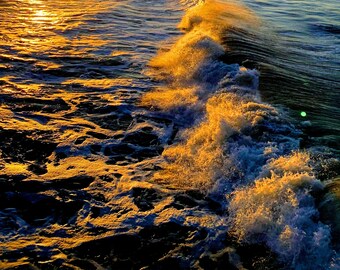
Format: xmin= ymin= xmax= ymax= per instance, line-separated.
xmin=141 ymin=0 xmax=340 ymax=268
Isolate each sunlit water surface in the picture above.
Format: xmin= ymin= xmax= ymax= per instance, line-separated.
xmin=0 ymin=0 xmax=339 ymax=269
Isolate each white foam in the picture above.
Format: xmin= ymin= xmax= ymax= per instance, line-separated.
xmin=228 ymin=153 xmax=335 ymax=269
xmin=141 ymin=0 xmax=339 ymax=268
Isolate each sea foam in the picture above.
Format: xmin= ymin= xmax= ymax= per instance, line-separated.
xmin=228 ymin=152 xmax=333 ymax=269
xmin=142 ymin=0 xmax=339 ymax=268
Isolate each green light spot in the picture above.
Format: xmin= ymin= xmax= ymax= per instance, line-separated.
xmin=300 ymin=111 xmax=307 ymax=117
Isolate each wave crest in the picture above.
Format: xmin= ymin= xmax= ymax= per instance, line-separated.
xmin=141 ymin=0 xmax=339 ymax=268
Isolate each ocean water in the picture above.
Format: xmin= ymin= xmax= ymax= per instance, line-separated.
xmin=0 ymin=0 xmax=339 ymax=269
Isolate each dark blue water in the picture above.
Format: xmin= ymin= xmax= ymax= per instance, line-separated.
xmin=243 ymin=0 xmax=340 ymax=151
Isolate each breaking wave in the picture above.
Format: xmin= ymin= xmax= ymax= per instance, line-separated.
xmin=0 ymin=0 xmax=339 ymax=269
xmin=142 ymin=0 xmax=340 ymax=268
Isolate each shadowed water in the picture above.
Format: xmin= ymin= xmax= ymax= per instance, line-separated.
xmin=243 ymin=0 xmax=340 ymax=150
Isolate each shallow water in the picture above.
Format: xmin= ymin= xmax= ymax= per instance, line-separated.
xmin=0 ymin=0 xmax=339 ymax=269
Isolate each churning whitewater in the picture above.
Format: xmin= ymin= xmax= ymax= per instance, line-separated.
xmin=0 ymin=0 xmax=339 ymax=269
xmin=142 ymin=0 xmax=340 ymax=268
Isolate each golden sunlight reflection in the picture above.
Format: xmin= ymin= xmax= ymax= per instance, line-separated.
xmin=27 ymin=0 xmax=42 ymax=3
xmin=0 ymin=0 xmax=123 ymax=95
xmin=0 ymin=76 xmax=44 ymax=94
xmin=0 ymin=0 xmax=339 ymax=269
xmin=25 ymin=0 xmax=59 ymax=24
xmin=62 ymin=78 xmax=134 ymax=90
xmin=32 ymin=9 xmax=51 ymax=23
xmin=0 ymin=0 xmax=116 ymax=55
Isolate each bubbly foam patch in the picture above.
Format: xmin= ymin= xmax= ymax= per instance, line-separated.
xmin=228 ymin=153 xmax=333 ymax=269
xmin=141 ymin=87 xmax=199 ymax=110
xmin=154 ymin=90 xmax=279 ymax=190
